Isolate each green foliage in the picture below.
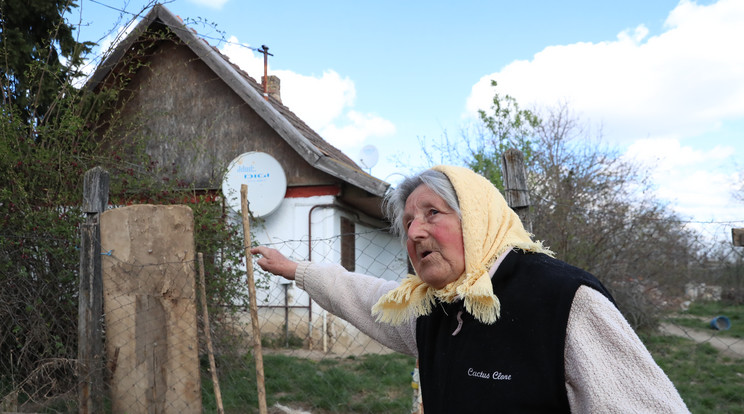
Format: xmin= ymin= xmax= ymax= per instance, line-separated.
xmin=469 ymin=80 xmax=539 ymax=189
xmin=0 ymin=89 xmax=93 ymax=402
xmin=418 ymin=80 xmax=539 ymax=191
xmin=0 ymin=6 xmax=251 ymax=408
xmin=0 ymin=0 xmax=94 ymax=125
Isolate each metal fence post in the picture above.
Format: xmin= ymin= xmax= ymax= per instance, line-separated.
xmin=78 ymin=166 xmax=109 ymax=413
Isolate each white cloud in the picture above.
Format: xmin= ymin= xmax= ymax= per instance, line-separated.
xmin=219 ymin=36 xmax=266 ymax=77
xmin=465 ymin=0 xmax=744 ymax=233
xmin=320 ymin=110 xmax=396 ymax=148
xmin=625 ymin=138 xmax=740 ymax=223
xmin=466 ymin=0 xmax=744 ymax=144
xmin=219 ymin=36 xmax=395 ymax=154
xmin=274 ymin=69 xmax=356 ymax=129
xmin=187 ymin=0 xmax=230 ymax=9
xmin=625 ymin=138 xmax=734 ymax=169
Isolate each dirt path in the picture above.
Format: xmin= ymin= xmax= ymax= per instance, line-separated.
xmin=660 ymin=323 xmax=744 ymax=358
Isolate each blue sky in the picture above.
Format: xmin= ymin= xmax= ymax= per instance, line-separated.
xmin=77 ymin=0 xmax=743 ymax=241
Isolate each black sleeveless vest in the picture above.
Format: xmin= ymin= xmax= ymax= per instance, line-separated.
xmin=416 ymin=251 xmax=614 ymax=413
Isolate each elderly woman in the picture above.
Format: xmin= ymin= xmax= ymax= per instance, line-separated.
xmin=251 ymin=165 xmax=688 ymax=413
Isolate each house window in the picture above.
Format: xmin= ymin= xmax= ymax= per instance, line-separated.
xmin=340 ymin=217 xmax=355 ymax=272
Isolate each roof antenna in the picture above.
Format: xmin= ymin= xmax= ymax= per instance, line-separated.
xmin=258 ymin=45 xmax=273 ymax=101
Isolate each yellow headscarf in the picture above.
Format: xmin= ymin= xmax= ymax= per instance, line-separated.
xmin=372 ymin=165 xmax=553 ymax=325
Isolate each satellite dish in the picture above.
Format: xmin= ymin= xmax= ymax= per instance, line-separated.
xmin=222 ymin=152 xmax=287 ymax=217
xmin=358 ymin=145 xmax=379 ymax=171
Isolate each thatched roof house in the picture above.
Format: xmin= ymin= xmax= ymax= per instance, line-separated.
xmin=86 ymin=4 xmax=389 ymax=219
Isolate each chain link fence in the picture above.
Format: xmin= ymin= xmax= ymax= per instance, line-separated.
xmin=1 ymin=230 xmax=80 ymax=413
xmin=101 ymin=257 xmax=203 ymax=413
xmin=244 ymin=230 xmax=409 ymax=357
xmin=95 ymin=223 xmax=413 ymax=413
xmin=2 ymin=223 xmax=744 ymax=412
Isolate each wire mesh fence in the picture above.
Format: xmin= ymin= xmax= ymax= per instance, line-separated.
xmin=101 ymin=257 xmax=203 ymax=413
xmin=1 ymin=230 xmax=81 ymax=413
xmin=2 ymin=224 xmax=744 ymax=412
xmin=245 ymin=230 xmax=409 ymax=356
xmin=95 ymin=225 xmax=413 ymax=413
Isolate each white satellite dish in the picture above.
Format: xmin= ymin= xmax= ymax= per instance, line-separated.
xmin=222 ymin=152 xmax=287 ymax=217
xmin=358 ymin=145 xmax=379 ymax=171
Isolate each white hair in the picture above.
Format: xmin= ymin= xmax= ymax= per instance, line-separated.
xmin=383 ymin=169 xmax=461 ymax=243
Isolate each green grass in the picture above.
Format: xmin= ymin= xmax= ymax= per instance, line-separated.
xmin=643 ymin=330 xmax=744 ymax=413
xmin=203 ymin=312 xmax=744 ymax=414
xmin=202 ymin=352 xmax=416 ymax=413
xmin=667 ymin=301 xmax=744 ymax=339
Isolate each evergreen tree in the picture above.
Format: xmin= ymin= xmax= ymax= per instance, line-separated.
xmin=0 ymin=0 xmax=92 ymax=126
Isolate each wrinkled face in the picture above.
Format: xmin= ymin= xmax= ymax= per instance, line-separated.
xmin=403 ymin=184 xmax=465 ymax=289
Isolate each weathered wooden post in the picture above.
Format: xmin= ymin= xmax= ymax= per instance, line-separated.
xmin=101 ymin=204 xmax=203 ymax=413
xmin=733 ymin=228 xmax=744 ymax=247
xmin=78 ymin=166 xmax=109 ymax=413
xmin=733 ymin=228 xmax=744 ymax=302
xmin=198 ymin=252 xmax=225 ymax=414
xmin=501 ymin=148 xmax=532 ymax=232
xmin=241 ymin=184 xmax=268 ymax=414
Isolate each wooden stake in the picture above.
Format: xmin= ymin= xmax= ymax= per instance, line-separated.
xmin=78 ymin=166 xmax=108 ymax=414
xmin=501 ymin=148 xmax=532 ymax=233
xmin=241 ymin=184 xmax=268 ymax=414
xmin=198 ymin=252 xmax=225 ymax=414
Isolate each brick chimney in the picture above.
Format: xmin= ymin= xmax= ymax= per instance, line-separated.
xmin=261 ymin=75 xmax=281 ymax=103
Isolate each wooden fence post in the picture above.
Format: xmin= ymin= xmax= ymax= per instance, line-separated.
xmin=241 ymin=184 xmax=268 ymax=414
xmin=78 ymin=166 xmax=109 ymax=414
xmin=501 ymin=148 xmax=532 ymax=232
xmin=733 ymin=228 xmax=744 ymax=247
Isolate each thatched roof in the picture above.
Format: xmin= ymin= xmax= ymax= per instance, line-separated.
xmin=86 ymin=4 xmax=389 ymax=198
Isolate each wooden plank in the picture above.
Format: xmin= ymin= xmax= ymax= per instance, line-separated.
xmin=501 ymin=148 xmax=530 ymax=208
xmin=136 ymin=294 xmax=167 ymax=411
xmin=501 ymin=148 xmax=532 ymax=232
xmin=82 ymin=166 xmax=110 ymax=213
xmin=101 ymin=205 xmax=202 ymax=413
xmin=78 ymin=221 xmax=103 ymax=414
xmin=78 ymin=167 xmax=108 ymax=414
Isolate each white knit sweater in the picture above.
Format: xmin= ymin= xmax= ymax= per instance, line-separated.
xmin=295 ymin=252 xmax=690 ymax=413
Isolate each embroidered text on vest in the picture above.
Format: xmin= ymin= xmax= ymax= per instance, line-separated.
xmin=467 ymin=368 xmax=512 ymax=380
